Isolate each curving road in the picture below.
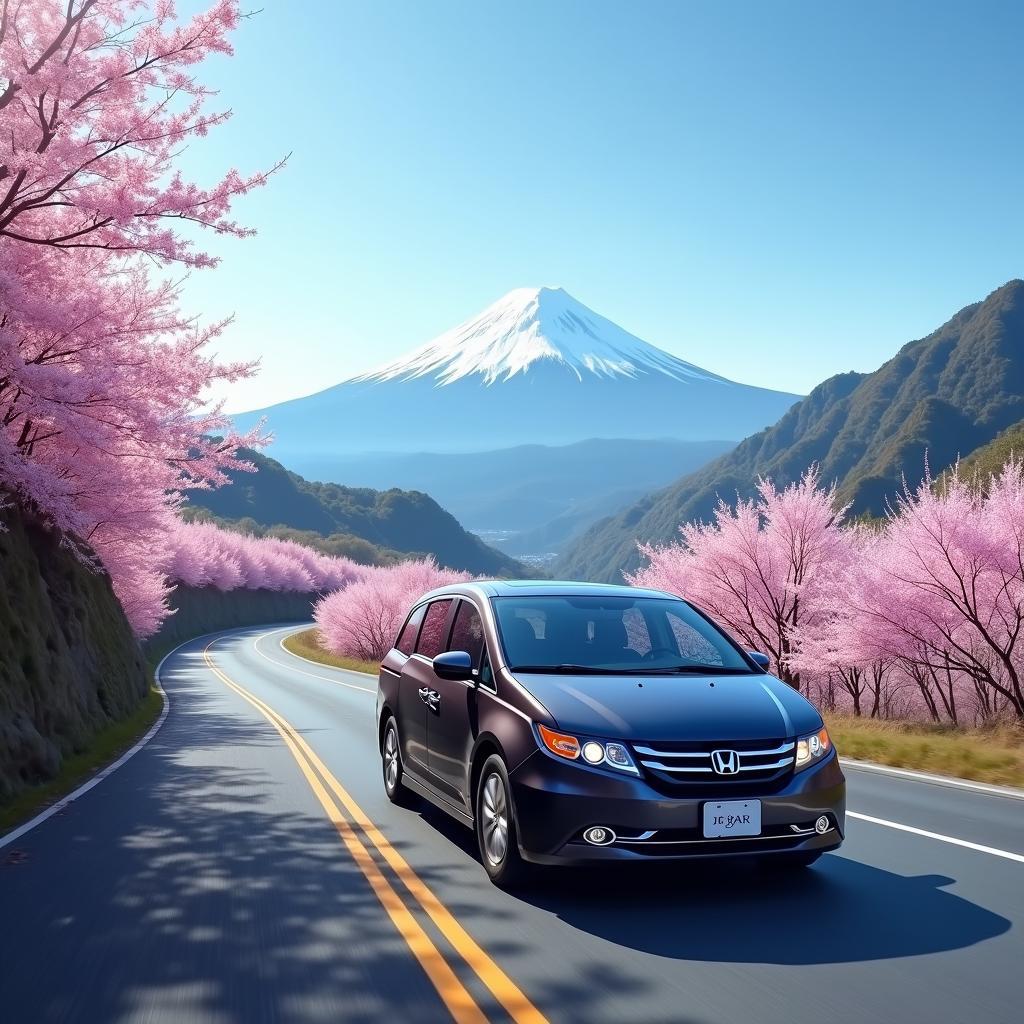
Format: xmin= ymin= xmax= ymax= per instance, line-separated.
xmin=2 ymin=624 xmax=1022 ymax=1024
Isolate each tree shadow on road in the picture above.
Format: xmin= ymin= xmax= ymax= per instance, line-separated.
xmin=0 ymin=654 xmax=454 ymax=1024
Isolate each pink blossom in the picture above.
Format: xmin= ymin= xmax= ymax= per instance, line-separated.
xmin=164 ymin=521 xmax=363 ymax=596
xmin=0 ymin=1 xmax=280 ymax=635
xmin=630 ymin=468 xmax=850 ymax=692
xmin=314 ymin=559 xmax=471 ymax=663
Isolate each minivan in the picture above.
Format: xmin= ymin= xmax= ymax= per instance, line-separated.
xmin=376 ymin=581 xmax=845 ymax=887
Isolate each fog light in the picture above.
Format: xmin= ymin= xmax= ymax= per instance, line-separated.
xmin=583 ymin=826 xmax=616 ymax=846
xmin=815 ymin=815 xmax=830 ymax=834
xmin=581 ymin=741 xmax=605 ymax=764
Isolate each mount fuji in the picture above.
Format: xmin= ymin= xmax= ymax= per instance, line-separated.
xmin=233 ymin=287 xmax=800 ymax=457
xmin=226 ymin=288 xmax=800 ymax=557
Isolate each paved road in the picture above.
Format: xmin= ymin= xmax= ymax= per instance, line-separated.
xmin=2 ymin=624 xmax=1022 ymax=1024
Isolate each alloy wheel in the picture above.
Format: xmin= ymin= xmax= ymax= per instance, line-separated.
xmin=384 ymin=724 xmax=400 ymax=793
xmin=480 ymin=772 xmax=509 ymax=865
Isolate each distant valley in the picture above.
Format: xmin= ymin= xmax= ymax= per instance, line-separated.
xmin=285 ymin=437 xmax=735 ymax=560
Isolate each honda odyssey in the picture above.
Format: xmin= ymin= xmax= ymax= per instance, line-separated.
xmin=376 ymin=581 xmax=845 ymax=887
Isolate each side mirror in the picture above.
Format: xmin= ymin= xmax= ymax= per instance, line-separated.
xmin=433 ymin=650 xmax=474 ymax=681
xmin=747 ymin=651 xmax=770 ymax=670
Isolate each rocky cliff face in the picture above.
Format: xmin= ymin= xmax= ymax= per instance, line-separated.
xmin=0 ymin=501 xmax=148 ymax=802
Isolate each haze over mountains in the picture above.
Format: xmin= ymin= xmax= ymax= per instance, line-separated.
xmin=232 ymin=287 xmax=799 ymax=553
xmin=235 ymin=287 xmax=799 ymax=454
xmin=560 ymin=280 xmax=1024 ymax=582
xmin=185 ymin=448 xmax=524 ymax=576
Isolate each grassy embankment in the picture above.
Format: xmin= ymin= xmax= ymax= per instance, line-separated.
xmin=282 ymin=627 xmax=379 ymax=676
xmin=0 ymin=684 xmax=164 ymax=836
xmin=826 ymin=714 xmax=1024 ymax=788
xmin=283 ymin=629 xmax=1024 ymax=788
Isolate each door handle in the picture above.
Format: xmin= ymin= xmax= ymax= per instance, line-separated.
xmin=419 ymin=687 xmax=441 ymax=709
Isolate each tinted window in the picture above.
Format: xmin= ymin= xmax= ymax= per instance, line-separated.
xmin=448 ymin=601 xmax=486 ymax=667
xmin=493 ymin=595 xmax=751 ymax=674
xmin=395 ymin=605 xmax=425 ymax=656
xmin=416 ymin=599 xmax=453 ymax=660
xmin=667 ymin=611 xmax=724 ymax=666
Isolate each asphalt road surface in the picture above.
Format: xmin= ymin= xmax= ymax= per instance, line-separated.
xmin=3 ymin=624 xmax=1022 ymax=1024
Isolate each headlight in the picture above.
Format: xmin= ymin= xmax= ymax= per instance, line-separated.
xmin=795 ymin=727 xmax=831 ymax=771
xmin=536 ymin=725 xmax=639 ymax=775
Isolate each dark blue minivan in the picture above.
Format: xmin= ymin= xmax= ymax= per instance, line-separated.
xmin=376 ymin=580 xmax=845 ymax=887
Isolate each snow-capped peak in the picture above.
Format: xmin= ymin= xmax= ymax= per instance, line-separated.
xmin=354 ymin=286 xmax=726 ymax=386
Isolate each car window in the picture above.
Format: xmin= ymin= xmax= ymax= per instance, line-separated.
xmin=493 ymin=595 xmax=751 ymax=674
xmin=666 ymin=611 xmax=724 ymax=666
xmin=448 ymin=600 xmax=486 ymax=667
xmin=395 ymin=604 xmax=426 ymax=656
xmin=416 ymin=599 xmax=453 ymax=660
xmin=623 ymin=607 xmax=652 ymax=656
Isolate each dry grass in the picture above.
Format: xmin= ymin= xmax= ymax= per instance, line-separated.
xmin=827 ymin=713 xmax=1024 ymax=788
xmin=282 ymin=628 xmax=379 ymax=676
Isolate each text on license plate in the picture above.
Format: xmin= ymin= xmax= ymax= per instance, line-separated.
xmin=703 ymin=800 xmax=761 ymax=838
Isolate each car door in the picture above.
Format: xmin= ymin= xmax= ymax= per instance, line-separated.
xmin=399 ymin=598 xmax=454 ymax=783
xmin=392 ymin=603 xmax=429 ymax=776
xmin=427 ymin=598 xmax=488 ymax=811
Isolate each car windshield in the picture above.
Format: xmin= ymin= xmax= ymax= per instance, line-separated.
xmin=493 ymin=595 xmax=755 ymax=675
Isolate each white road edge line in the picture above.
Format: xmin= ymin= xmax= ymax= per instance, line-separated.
xmin=842 ymin=758 xmax=1024 ymax=800
xmin=250 ymin=625 xmax=375 ymax=693
xmin=0 ymin=637 xmax=186 ymax=850
xmin=847 ymin=811 xmax=1024 ymax=863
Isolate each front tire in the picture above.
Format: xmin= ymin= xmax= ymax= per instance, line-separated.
xmin=382 ymin=717 xmax=411 ymax=805
xmin=476 ymin=755 xmax=529 ymax=888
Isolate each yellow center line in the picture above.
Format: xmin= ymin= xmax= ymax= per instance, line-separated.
xmin=202 ymin=644 xmax=486 ymax=1024
xmin=203 ymin=640 xmax=550 ymax=1024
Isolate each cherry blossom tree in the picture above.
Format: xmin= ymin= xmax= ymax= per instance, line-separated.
xmin=630 ymin=468 xmax=851 ymax=691
xmin=851 ymin=463 xmax=1024 ymax=721
xmin=164 ymin=521 xmax=363 ymax=595
xmin=314 ymin=560 xmax=472 ymax=663
xmin=789 ymin=527 xmax=901 ymax=717
xmin=0 ymin=1 xmax=279 ymax=633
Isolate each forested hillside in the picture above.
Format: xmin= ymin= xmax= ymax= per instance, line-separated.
xmin=185 ymin=449 xmax=525 ymax=576
xmin=561 ymin=280 xmax=1024 ymax=581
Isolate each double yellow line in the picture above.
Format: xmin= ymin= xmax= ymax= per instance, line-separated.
xmin=202 ymin=640 xmax=548 ymax=1024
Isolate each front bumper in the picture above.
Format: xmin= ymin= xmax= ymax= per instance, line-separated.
xmin=508 ymin=748 xmax=846 ymax=864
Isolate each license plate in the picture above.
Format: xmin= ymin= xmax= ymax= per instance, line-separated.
xmin=703 ymin=800 xmax=761 ymax=838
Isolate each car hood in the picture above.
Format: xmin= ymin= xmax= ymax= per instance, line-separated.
xmin=513 ymin=671 xmax=822 ymax=742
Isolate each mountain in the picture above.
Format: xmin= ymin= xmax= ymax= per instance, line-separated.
xmin=232 ymin=287 xmax=800 ymax=456
xmin=946 ymin=419 xmax=1024 ymax=484
xmin=184 ymin=449 xmax=525 ymax=576
xmin=559 ymin=280 xmax=1024 ymax=582
xmin=290 ymin=438 xmax=736 ymax=555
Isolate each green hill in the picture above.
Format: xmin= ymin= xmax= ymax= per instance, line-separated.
xmin=560 ymin=279 xmax=1024 ymax=581
xmin=184 ymin=449 xmax=525 ymax=576
xmin=946 ymin=419 xmax=1024 ymax=484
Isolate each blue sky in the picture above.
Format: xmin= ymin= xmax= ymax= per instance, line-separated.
xmin=178 ymin=0 xmax=1024 ymax=412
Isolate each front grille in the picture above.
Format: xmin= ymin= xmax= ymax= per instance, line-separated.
xmin=633 ymin=738 xmax=794 ymax=791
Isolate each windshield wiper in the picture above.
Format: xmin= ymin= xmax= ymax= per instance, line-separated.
xmin=510 ymin=663 xmax=753 ymax=676
xmin=510 ymin=664 xmax=630 ymax=675
xmin=642 ymin=665 xmax=753 ymax=675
